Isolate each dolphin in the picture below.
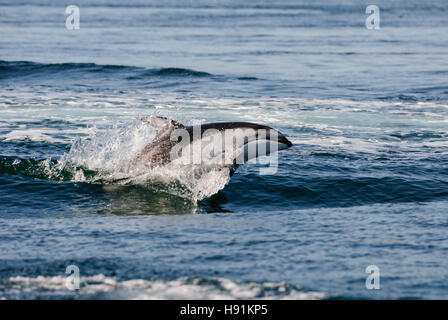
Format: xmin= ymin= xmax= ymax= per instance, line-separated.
xmin=132 ymin=116 xmax=292 ymax=176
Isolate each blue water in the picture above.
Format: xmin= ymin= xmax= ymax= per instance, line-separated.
xmin=1 ymin=0 xmax=448 ymax=299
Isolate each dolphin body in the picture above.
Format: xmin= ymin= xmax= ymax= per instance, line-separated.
xmin=133 ymin=116 xmax=292 ymax=176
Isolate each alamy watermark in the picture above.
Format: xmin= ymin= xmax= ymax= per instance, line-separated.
xmin=365 ymin=265 xmax=380 ymax=289
xmin=65 ymin=264 xmax=80 ymax=290
xmin=63 ymin=5 xmax=379 ymax=31
xmin=163 ymin=123 xmax=290 ymax=175
xmin=64 ymin=5 xmax=378 ymax=31
xmin=65 ymin=5 xmax=80 ymax=30
xmin=168 ymin=126 xmax=282 ymax=175
xmin=365 ymin=5 xmax=380 ymax=30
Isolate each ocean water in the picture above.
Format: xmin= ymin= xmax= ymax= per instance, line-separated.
xmin=1 ymin=0 xmax=448 ymax=299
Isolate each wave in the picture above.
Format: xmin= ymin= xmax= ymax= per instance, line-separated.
xmin=0 ymin=157 xmax=99 ymax=182
xmin=0 ymin=60 xmax=213 ymax=81
xmin=1 ymin=275 xmax=326 ymax=300
xmin=0 ymin=61 xmax=132 ymax=78
xmin=126 ymin=67 xmax=212 ymax=80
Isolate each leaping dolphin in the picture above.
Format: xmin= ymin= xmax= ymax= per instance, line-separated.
xmin=132 ymin=116 xmax=292 ymax=176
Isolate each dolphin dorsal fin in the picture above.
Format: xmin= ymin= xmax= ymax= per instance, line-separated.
xmin=141 ymin=116 xmax=184 ymax=129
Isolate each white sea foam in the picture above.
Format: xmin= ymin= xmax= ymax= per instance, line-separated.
xmin=2 ymin=275 xmax=326 ymax=300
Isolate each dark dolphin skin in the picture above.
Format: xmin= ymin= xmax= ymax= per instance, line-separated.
xmin=132 ymin=116 xmax=292 ymax=175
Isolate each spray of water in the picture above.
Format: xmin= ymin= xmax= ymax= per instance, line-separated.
xmin=57 ymin=119 xmax=233 ymax=201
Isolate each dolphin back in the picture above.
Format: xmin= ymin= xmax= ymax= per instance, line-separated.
xmin=133 ymin=116 xmax=184 ymax=167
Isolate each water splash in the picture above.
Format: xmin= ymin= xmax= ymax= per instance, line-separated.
xmin=0 ymin=119 xmax=234 ymax=201
xmin=62 ymin=119 xmax=232 ymax=201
